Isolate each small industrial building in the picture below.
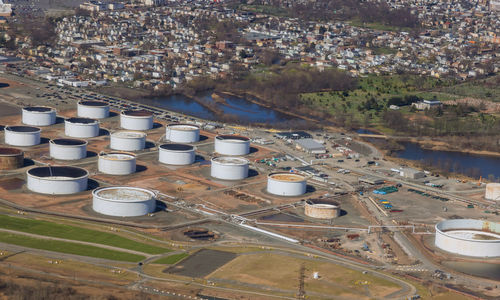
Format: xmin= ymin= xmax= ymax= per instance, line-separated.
xmin=294 ymin=166 xmax=321 ymax=176
xmin=412 ymin=100 xmax=442 ymax=110
xmin=399 ymin=168 xmax=426 ymax=179
xmin=359 ymin=175 xmax=384 ymax=185
xmin=485 ymin=183 xmax=500 ymax=201
xmin=295 ymin=139 xmax=326 ymax=154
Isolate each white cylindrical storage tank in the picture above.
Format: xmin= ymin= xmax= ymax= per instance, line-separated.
xmin=49 ymin=138 xmax=87 ymax=160
xmin=165 ymin=123 xmax=200 ymax=143
xmin=65 ymin=117 xmax=99 ymax=138
xmin=98 ymin=152 xmax=136 ymax=175
xmin=110 ymin=131 xmax=146 ymax=151
xmin=27 ymin=166 xmax=88 ymax=195
xmin=485 ymin=183 xmax=500 ymax=201
xmin=210 ymin=157 xmax=249 ymax=180
xmin=159 ymin=143 xmax=195 ymax=165
xmin=4 ymin=126 xmax=41 ymax=146
xmin=120 ymin=110 xmax=153 ymax=131
xmin=77 ymin=100 xmax=110 ymax=119
xmin=435 ymin=219 xmax=500 ymax=258
xmin=22 ymin=106 xmax=56 ymax=126
xmin=267 ymin=172 xmax=307 ymax=196
xmin=305 ymin=199 xmax=340 ymax=219
xmin=214 ymin=135 xmax=250 ymax=156
xmin=92 ymin=186 xmax=156 ymax=217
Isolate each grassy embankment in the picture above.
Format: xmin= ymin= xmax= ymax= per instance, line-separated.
xmin=438 ymin=75 xmax=500 ymax=102
xmin=152 ymin=253 xmax=189 ymax=265
xmin=0 ymin=233 xmax=145 ymax=262
xmin=0 ymin=214 xmax=169 ymax=255
xmin=302 ymin=74 xmax=500 ymax=133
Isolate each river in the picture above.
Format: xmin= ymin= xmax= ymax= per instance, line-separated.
xmin=141 ymin=93 xmax=500 ymax=179
xmin=393 ymin=141 xmax=500 ymax=179
xmin=140 ymin=92 xmax=294 ymax=124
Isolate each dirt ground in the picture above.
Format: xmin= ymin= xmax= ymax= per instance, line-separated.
xmin=0 ymin=103 xmax=21 ymax=117
xmin=208 ymin=252 xmax=401 ymax=299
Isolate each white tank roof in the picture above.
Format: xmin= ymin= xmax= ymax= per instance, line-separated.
xmin=112 ymin=131 xmax=146 ymax=138
xmin=95 ymin=187 xmax=154 ymax=202
xmin=99 ymin=152 xmax=136 ymax=160
xmin=212 ymin=157 xmax=249 ymax=165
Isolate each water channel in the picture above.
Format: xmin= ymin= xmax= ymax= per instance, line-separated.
xmin=141 ymin=92 xmax=294 ymax=123
xmin=393 ymin=142 xmax=500 ymax=179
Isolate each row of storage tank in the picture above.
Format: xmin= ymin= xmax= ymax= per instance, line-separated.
xmin=0 ymin=102 xmax=314 ymax=217
xmin=20 ymin=163 xmax=308 ymax=197
xmin=20 ymin=165 xmax=309 ymax=217
xmin=9 ymin=104 xmax=203 ymax=146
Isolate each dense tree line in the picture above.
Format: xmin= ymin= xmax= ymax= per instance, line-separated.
xmin=380 ymin=107 xmax=500 ymax=152
xmin=387 ymin=95 xmax=421 ymax=107
xmin=9 ymin=16 xmax=58 ymax=47
xmin=0 ymin=279 xmax=153 ymax=300
xmin=247 ymin=0 xmax=420 ymax=28
xmin=219 ymin=65 xmax=357 ymax=119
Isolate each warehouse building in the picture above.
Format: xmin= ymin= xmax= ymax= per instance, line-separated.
xmin=400 ymin=168 xmax=426 ymax=179
xmin=359 ymin=175 xmax=385 ymax=185
xmin=295 ymin=139 xmax=326 ymax=154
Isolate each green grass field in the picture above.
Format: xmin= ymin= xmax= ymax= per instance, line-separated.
xmin=301 ymin=74 xmax=458 ymax=128
xmin=349 ymin=19 xmax=412 ymax=32
xmin=152 ymin=253 xmax=189 ymax=265
xmin=0 ymin=232 xmax=145 ymax=262
xmin=437 ymin=75 xmax=500 ymax=101
xmin=0 ymin=215 xmax=169 ymax=255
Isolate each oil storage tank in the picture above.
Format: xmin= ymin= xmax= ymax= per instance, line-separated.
xmin=211 ymin=157 xmax=249 ymax=180
xmin=27 ymin=166 xmax=88 ymax=194
xmin=214 ymin=135 xmax=250 ymax=156
xmin=0 ymin=147 xmax=24 ymax=170
xmin=305 ymin=199 xmax=340 ymax=219
xmin=22 ymin=106 xmax=56 ymax=126
xmin=98 ymin=152 xmax=136 ymax=175
xmin=65 ymin=117 xmax=99 ymax=138
xmin=267 ymin=172 xmax=307 ymax=196
xmin=120 ymin=110 xmax=153 ymax=131
xmin=485 ymin=183 xmax=500 ymax=201
xmin=165 ymin=124 xmax=200 ymax=143
xmin=77 ymin=100 xmax=110 ymax=119
xmin=4 ymin=126 xmax=41 ymax=146
xmin=159 ymin=143 xmax=195 ymax=165
xmin=49 ymin=138 xmax=87 ymax=160
xmin=435 ymin=219 xmax=500 ymax=258
xmin=92 ymin=186 xmax=156 ymax=217
xmin=110 ymin=131 xmax=146 ymax=151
